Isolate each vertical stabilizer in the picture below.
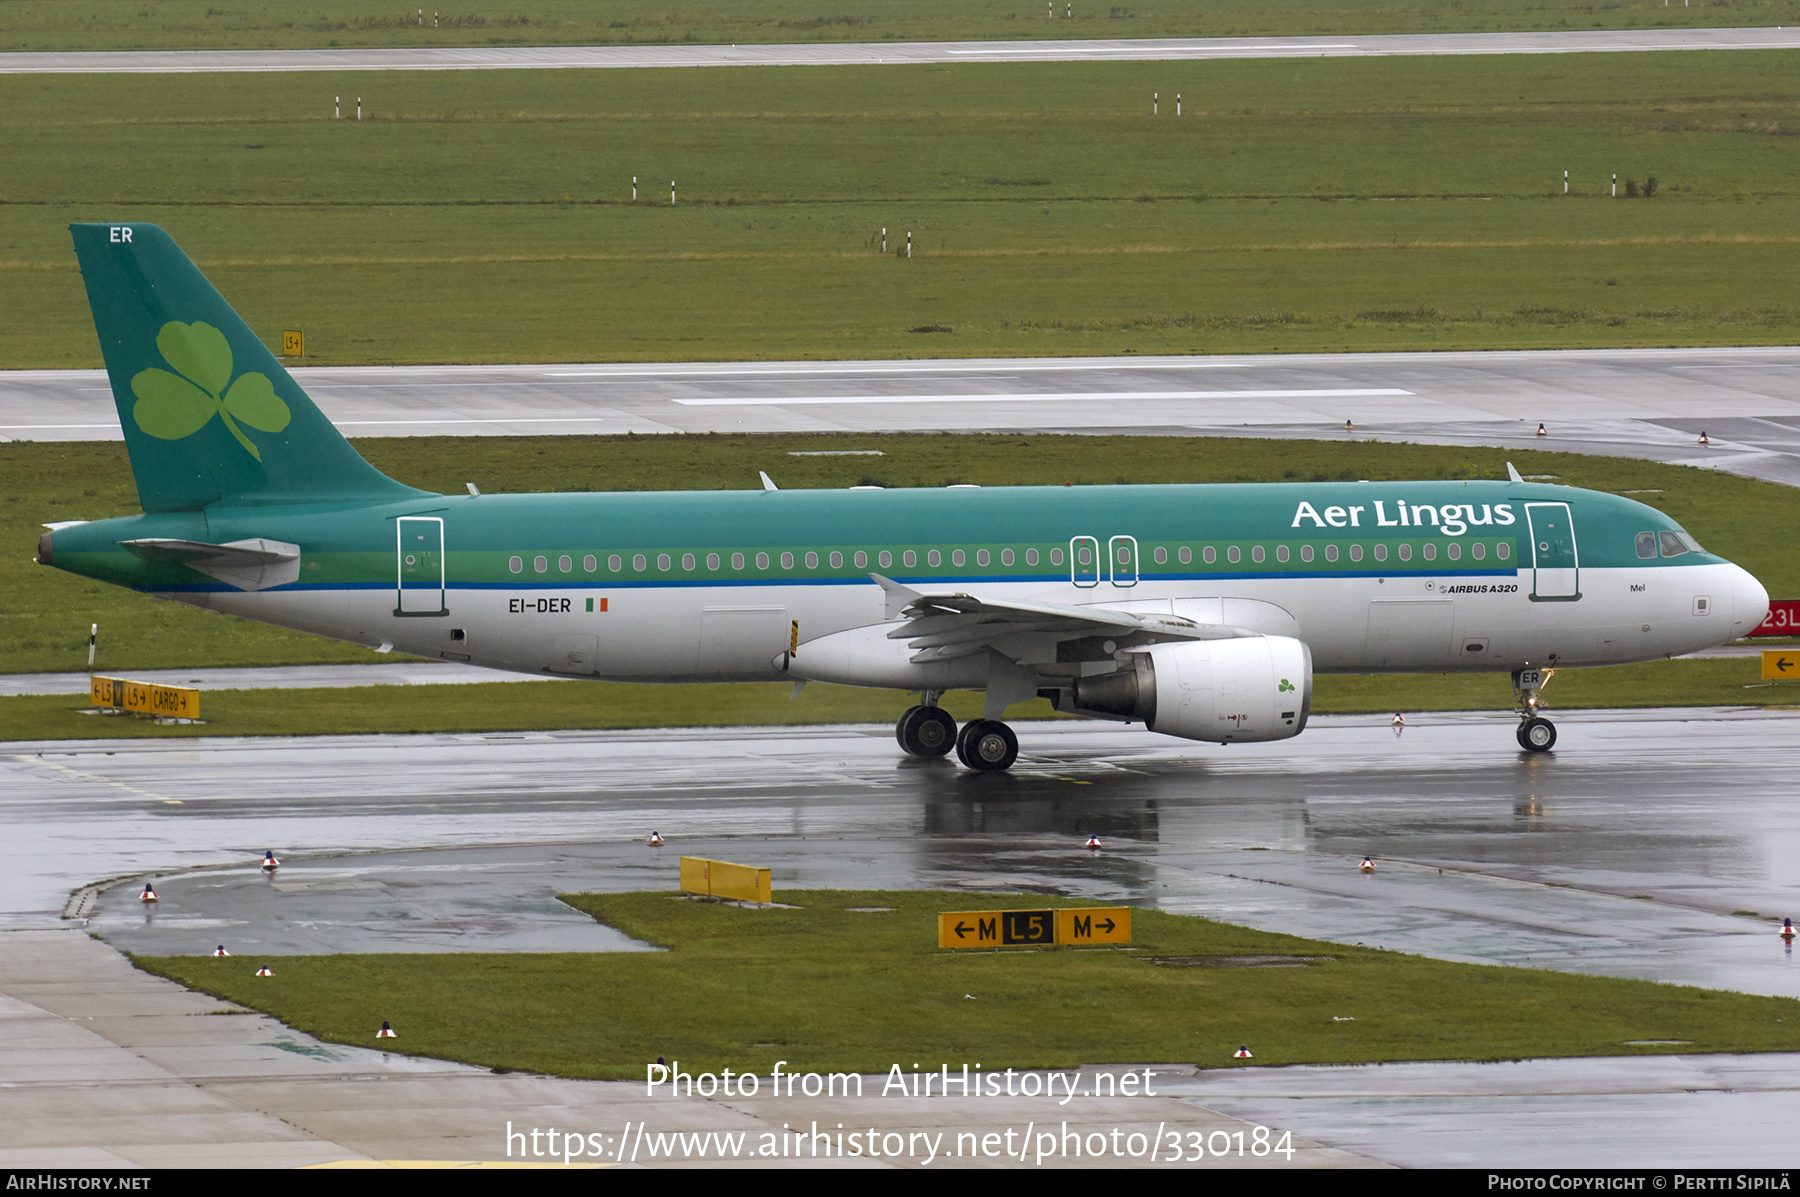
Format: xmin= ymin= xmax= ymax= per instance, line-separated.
xmin=70 ymin=223 xmax=429 ymax=512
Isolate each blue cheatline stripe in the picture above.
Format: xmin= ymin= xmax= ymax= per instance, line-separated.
xmin=128 ymin=567 xmax=1523 ymax=595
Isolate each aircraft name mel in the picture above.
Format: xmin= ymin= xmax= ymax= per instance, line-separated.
xmin=1291 ymin=501 xmax=1517 ymax=537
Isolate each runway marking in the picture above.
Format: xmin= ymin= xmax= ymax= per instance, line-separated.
xmin=674 ymin=388 xmax=1414 ymax=406
xmin=14 ymin=755 xmax=182 ymax=804
xmin=544 ymin=362 xmax=1249 ymax=377
xmin=6 ymin=32 xmax=1800 ymax=75
xmin=949 ymin=43 xmax=1360 ymax=54
xmin=328 ymin=417 xmax=619 ymax=426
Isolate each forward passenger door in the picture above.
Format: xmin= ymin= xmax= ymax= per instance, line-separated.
xmin=1525 ymin=503 xmax=1581 ymax=601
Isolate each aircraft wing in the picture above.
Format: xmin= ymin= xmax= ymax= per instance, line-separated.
xmin=870 ymin=574 xmax=1255 ymax=665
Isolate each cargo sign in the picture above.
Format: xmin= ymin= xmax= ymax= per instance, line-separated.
xmin=90 ymin=675 xmax=199 ymax=720
xmin=1750 ymin=599 xmax=1800 ymax=637
xmin=1763 ymin=651 xmax=1799 ymax=681
xmin=937 ymin=907 xmax=1132 ymax=949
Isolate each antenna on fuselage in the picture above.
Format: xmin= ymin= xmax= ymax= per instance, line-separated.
xmin=1505 ymin=462 xmax=1524 ymax=483
xmin=759 ymin=471 xmax=779 ymax=491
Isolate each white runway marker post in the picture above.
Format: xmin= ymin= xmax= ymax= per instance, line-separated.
xmin=88 ymin=623 xmax=96 ymax=667
xmin=632 ymin=176 xmax=637 ymax=200
xmin=1612 ymin=173 xmax=1617 ymax=197
xmin=882 ymin=227 xmax=887 ymax=253
xmin=671 ymin=180 xmax=676 ymax=206
xmin=356 ymin=97 xmax=362 ymax=121
xmin=1154 ymin=91 xmax=1158 ymax=115
xmin=1177 ymin=93 xmax=1181 ymax=116
xmin=1564 ymin=169 xmax=1568 ymax=194
xmin=334 ymin=95 xmax=339 ymax=119
xmin=907 ymin=231 xmax=912 ymax=258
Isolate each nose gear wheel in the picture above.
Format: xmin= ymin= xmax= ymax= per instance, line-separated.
xmin=1517 ymin=716 xmax=1557 ymax=752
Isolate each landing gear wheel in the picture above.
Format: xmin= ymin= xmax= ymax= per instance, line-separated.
xmin=897 ymin=705 xmax=957 ymax=757
xmin=955 ymin=719 xmax=1018 ymax=772
xmin=1517 ymin=717 xmax=1557 ymax=752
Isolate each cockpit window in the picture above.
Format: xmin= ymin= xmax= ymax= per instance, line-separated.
xmin=1658 ymin=530 xmax=1689 ymax=558
xmin=1635 ymin=532 xmax=1658 ymax=559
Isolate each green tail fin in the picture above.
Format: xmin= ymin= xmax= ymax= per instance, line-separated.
xmin=70 ymin=223 xmax=429 ymax=512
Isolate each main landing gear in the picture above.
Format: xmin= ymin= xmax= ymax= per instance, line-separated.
xmin=895 ymin=694 xmax=1018 ymax=772
xmin=896 ymin=703 xmax=955 ymax=757
xmin=1512 ymin=667 xmax=1557 ymax=753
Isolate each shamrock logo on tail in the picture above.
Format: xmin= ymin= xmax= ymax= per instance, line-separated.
xmin=130 ymin=321 xmax=289 ymax=461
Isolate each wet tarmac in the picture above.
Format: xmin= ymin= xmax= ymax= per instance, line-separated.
xmin=6 ymin=709 xmax=1797 ymax=1001
xmin=0 ymin=660 xmax=561 ymax=697
xmin=1172 ymin=1053 xmax=1800 ymax=1168
xmin=2 ymin=641 xmax=1772 ymax=698
xmin=11 ymin=710 xmax=1800 ymax=1168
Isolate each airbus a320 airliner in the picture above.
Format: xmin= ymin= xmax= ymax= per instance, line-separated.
xmin=36 ymin=224 xmax=1770 ymax=770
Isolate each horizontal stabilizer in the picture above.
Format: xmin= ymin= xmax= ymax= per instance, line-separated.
xmin=119 ymin=537 xmax=301 ymax=591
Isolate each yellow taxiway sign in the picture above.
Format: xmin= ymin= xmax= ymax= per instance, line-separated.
xmin=938 ymin=907 xmax=1131 ymax=949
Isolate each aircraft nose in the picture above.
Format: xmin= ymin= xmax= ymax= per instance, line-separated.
xmin=1730 ymin=564 xmax=1770 ymax=637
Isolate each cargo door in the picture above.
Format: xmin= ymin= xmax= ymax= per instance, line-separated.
xmin=700 ymin=605 xmax=790 ymax=676
xmin=1366 ymin=599 xmax=1456 ymax=668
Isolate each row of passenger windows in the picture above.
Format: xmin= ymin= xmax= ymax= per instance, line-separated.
xmin=503 ymin=540 xmax=1512 ymax=575
xmin=1142 ymin=541 xmax=1509 ymax=565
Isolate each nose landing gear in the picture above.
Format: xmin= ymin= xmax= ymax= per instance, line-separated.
xmin=1517 ymin=716 xmax=1557 ymax=752
xmin=1513 ymin=667 xmax=1557 ymax=753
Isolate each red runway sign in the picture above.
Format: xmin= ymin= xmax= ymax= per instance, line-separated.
xmin=1750 ymin=599 xmax=1800 ymax=637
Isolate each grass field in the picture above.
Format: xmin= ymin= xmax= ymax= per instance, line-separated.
xmin=5 ymin=54 xmax=1800 ymax=364
xmin=8 ymin=0 xmax=1799 ymax=52
xmin=3 ymin=656 xmax=1793 ymax=742
xmin=135 ymin=890 xmax=1800 ymax=1079
xmin=8 ymin=433 xmax=1796 ymax=680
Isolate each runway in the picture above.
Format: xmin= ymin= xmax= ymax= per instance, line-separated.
xmin=10 ymin=709 xmax=1800 ymax=1166
xmin=9 ymin=346 xmax=1800 ymax=485
xmin=3 ymin=27 xmax=1799 ymax=74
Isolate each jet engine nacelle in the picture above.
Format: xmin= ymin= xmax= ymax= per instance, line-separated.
xmin=1059 ymin=636 xmax=1312 ymax=744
